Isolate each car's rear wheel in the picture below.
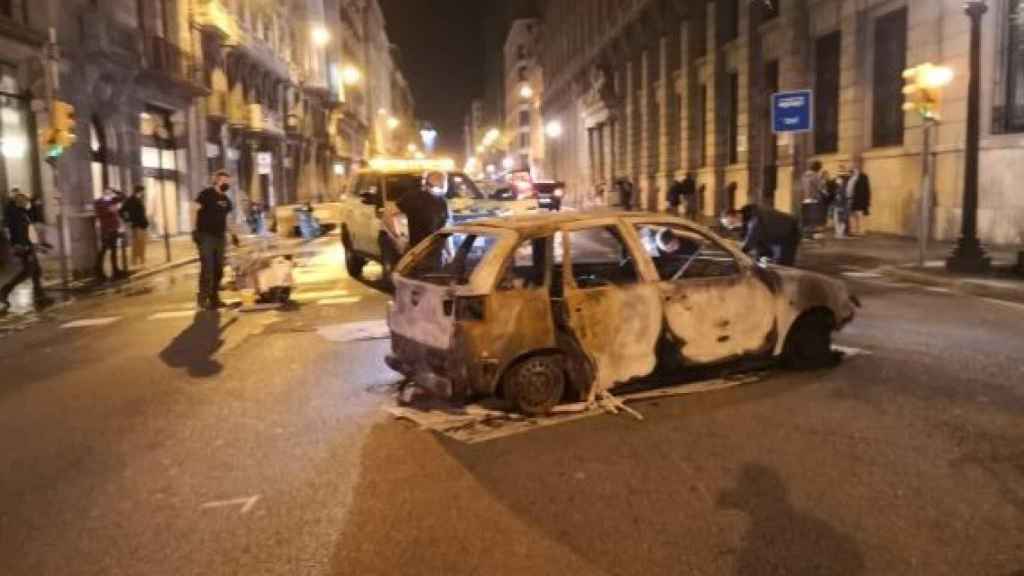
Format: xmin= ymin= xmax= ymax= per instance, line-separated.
xmin=342 ymin=229 xmax=365 ymax=279
xmin=783 ymin=311 xmax=835 ymax=369
xmin=504 ymin=356 xmax=565 ymax=416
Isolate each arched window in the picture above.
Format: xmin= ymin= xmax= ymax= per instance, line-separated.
xmin=1006 ymin=1 xmax=1024 ymax=132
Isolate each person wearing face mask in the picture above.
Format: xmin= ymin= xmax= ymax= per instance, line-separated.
xmin=192 ymin=170 xmax=239 ymax=310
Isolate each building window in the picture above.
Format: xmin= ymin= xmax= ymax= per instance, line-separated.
xmin=518 ymin=66 xmax=528 ymax=82
xmin=872 ymin=8 xmax=907 ymax=148
xmin=519 ymin=133 xmax=529 ymax=149
xmin=728 ymin=72 xmax=739 ymax=164
xmin=719 ymin=0 xmax=739 ymax=45
xmin=519 ymin=109 xmax=530 ymax=128
xmin=1006 ymin=1 xmax=1024 ymax=132
xmin=761 ymin=0 xmax=780 ymax=20
xmin=815 ymin=31 xmax=841 ymax=154
xmin=0 ymin=0 xmax=13 ymax=19
xmin=517 ymin=45 xmax=527 ymax=60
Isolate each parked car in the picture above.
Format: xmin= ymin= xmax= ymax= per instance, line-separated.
xmin=385 ymin=211 xmax=858 ymax=415
xmin=339 ymin=160 xmax=537 ymax=284
xmin=532 ymin=180 xmax=565 ymax=211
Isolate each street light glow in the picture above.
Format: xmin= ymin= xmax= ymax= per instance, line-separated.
xmin=502 ymin=156 xmax=515 ymax=170
xmin=920 ymin=64 xmax=954 ymax=88
xmin=519 ymin=84 xmax=534 ymax=100
xmin=311 ymin=25 xmax=330 ymax=47
xmin=387 ymin=117 xmax=400 ymax=130
xmin=341 ymin=65 xmax=362 ymax=86
xmin=545 ymin=120 xmax=563 ymax=139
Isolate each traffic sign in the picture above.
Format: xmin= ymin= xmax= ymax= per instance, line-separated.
xmin=771 ymin=90 xmax=813 ymax=134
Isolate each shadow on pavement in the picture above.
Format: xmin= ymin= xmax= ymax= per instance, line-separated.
xmin=717 ymin=462 xmax=865 ymax=576
xmin=159 ymin=310 xmax=237 ymax=378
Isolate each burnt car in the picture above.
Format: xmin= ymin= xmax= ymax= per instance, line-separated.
xmin=386 ymin=212 xmax=857 ymax=415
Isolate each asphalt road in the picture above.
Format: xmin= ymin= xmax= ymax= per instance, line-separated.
xmin=1 ymin=235 xmax=1022 ymax=575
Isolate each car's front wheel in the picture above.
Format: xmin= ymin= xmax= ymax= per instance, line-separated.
xmin=783 ymin=310 xmax=835 ymax=369
xmin=504 ymin=356 xmax=565 ymax=416
xmin=342 ymin=229 xmax=365 ymax=279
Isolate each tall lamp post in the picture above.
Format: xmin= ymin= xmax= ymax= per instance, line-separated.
xmin=947 ymin=0 xmax=991 ymax=273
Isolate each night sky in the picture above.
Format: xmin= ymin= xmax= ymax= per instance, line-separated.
xmin=379 ymin=0 xmax=486 ymax=156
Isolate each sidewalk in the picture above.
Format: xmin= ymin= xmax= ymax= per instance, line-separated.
xmin=801 ymin=233 xmax=1024 ymax=302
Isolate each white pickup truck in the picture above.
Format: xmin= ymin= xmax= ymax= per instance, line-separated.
xmin=338 ymin=164 xmax=537 ymax=284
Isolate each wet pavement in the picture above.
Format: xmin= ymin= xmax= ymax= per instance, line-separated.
xmin=0 ymin=233 xmax=1022 ymax=575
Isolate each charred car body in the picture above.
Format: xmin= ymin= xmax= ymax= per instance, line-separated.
xmin=386 ymin=212 xmax=858 ymax=415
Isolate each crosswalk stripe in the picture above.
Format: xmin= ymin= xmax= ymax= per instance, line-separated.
xmin=841 ymin=271 xmax=884 ymax=279
xmin=833 ymin=345 xmax=871 ymax=357
xmin=292 ymin=289 xmax=350 ymax=302
xmin=924 ymin=286 xmax=953 ymax=294
xmin=61 ymin=317 xmax=122 ymax=329
xmin=317 ymin=296 xmax=362 ymax=306
xmin=148 ymin=310 xmax=198 ymax=320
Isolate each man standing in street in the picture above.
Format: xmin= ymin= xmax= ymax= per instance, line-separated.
xmin=847 ymin=163 xmax=872 ymax=236
xmin=667 ymin=177 xmax=685 ymax=215
xmin=801 ymin=161 xmax=825 ymax=201
xmin=1 ymin=192 xmax=52 ymax=313
xmin=94 ymin=188 xmax=126 ymax=281
xmin=192 ymin=170 xmax=239 ymax=310
xmin=119 ymin=185 xmax=149 ymax=268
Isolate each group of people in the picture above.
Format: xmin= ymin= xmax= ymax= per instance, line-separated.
xmin=801 ymin=161 xmax=872 ymax=238
xmin=92 ymin=186 xmax=150 ymax=282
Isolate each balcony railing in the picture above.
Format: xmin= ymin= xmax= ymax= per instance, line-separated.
xmin=143 ymin=34 xmax=199 ymax=86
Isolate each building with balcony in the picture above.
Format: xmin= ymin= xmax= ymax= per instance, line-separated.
xmin=540 ymin=0 xmax=1024 ymax=245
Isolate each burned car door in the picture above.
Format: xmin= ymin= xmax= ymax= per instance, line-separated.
xmin=560 ymin=222 xmax=662 ymax=397
xmin=633 ymin=222 xmax=776 ymax=364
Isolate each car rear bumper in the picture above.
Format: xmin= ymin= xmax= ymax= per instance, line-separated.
xmin=387 ymin=332 xmax=499 ymax=400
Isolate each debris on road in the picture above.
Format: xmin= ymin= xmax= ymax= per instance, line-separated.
xmin=386 ymin=371 xmax=769 ymax=444
xmin=317 ymin=320 xmax=390 ymax=343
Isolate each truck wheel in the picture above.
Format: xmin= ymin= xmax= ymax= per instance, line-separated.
xmin=342 ymin=230 xmax=365 ymax=279
xmin=783 ymin=311 xmax=835 ymax=369
xmin=504 ymin=356 xmax=565 ymax=416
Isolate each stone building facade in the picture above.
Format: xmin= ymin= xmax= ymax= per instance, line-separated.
xmin=503 ymin=18 xmax=546 ymax=175
xmin=0 ymin=0 xmax=410 ymax=277
xmin=540 ymin=0 xmax=1024 ymax=245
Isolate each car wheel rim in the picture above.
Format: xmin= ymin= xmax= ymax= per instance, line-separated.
xmin=517 ymin=361 xmax=556 ymax=411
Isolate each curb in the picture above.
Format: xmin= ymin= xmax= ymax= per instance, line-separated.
xmin=879 ymin=265 xmax=1024 ymax=303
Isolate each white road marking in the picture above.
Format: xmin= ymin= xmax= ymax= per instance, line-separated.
xmin=317 ymin=296 xmax=362 ymax=306
xmin=924 ymin=286 xmax=953 ymax=294
xmin=148 ymin=310 xmax=198 ymax=320
xmin=833 ymin=345 xmax=872 ymax=357
xmin=200 ymin=495 xmax=261 ymax=515
xmin=60 ymin=317 xmax=122 ymax=329
xmin=980 ymin=298 xmax=1024 ymax=313
xmin=841 ymin=271 xmax=884 ymax=279
xmin=292 ymin=289 xmax=350 ymax=302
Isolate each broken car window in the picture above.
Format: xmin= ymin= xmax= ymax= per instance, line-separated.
xmin=634 ymin=224 xmax=740 ymax=280
xmin=499 ymin=236 xmax=548 ymax=291
xmin=403 ymin=232 xmax=498 ymax=286
xmin=567 ymin=226 xmax=639 ymax=289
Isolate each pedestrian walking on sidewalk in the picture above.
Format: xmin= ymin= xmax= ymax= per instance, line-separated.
xmin=193 ymin=170 xmax=239 ymax=310
xmin=725 ymin=204 xmax=801 ymax=266
xmin=94 ymin=188 xmax=126 ymax=281
xmin=1 ymin=192 xmax=52 ymax=313
xmin=119 ymin=185 xmax=149 ymax=267
xmin=617 ymin=178 xmax=635 ymax=211
xmin=847 ymin=164 xmax=872 ymax=236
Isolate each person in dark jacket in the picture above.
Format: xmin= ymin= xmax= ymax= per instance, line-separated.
xmin=846 ymin=165 xmax=871 ymax=236
xmin=1 ymin=192 xmax=52 ymax=312
xmin=119 ymin=185 xmax=149 ymax=267
xmin=667 ymin=178 xmax=685 ymax=214
xmin=725 ymin=204 xmax=801 ymax=266
xmin=94 ymin=188 xmax=126 ymax=281
xmin=192 ymin=170 xmax=239 ymax=309
xmin=617 ymin=178 xmax=635 ymax=210
xmin=396 ymin=171 xmax=449 ymax=249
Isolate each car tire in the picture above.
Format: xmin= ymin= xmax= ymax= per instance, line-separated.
xmin=342 ymin=229 xmax=365 ymax=279
xmin=783 ymin=311 xmax=835 ymax=370
xmin=379 ymin=237 xmax=399 ymax=289
xmin=504 ymin=355 xmax=565 ymax=416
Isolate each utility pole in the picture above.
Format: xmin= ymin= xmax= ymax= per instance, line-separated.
xmin=41 ymin=23 xmax=69 ymax=289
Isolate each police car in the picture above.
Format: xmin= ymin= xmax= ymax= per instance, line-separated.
xmin=338 ymin=158 xmax=537 ymax=284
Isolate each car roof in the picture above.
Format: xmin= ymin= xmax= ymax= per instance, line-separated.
xmin=456 ymin=210 xmax=707 ymax=233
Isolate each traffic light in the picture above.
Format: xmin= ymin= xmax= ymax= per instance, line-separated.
xmin=41 ymin=101 xmax=77 ymax=160
xmin=52 ymin=100 xmax=77 ymax=135
xmin=902 ymin=63 xmax=953 ymax=121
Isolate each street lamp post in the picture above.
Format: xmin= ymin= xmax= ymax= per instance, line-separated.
xmin=947 ymin=1 xmax=991 ymax=273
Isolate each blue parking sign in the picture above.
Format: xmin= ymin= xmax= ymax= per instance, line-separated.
xmin=771 ymin=90 xmax=813 ymax=134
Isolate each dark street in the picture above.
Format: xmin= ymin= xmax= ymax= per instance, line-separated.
xmin=1 ymin=236 xmax=1022 ymax=575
